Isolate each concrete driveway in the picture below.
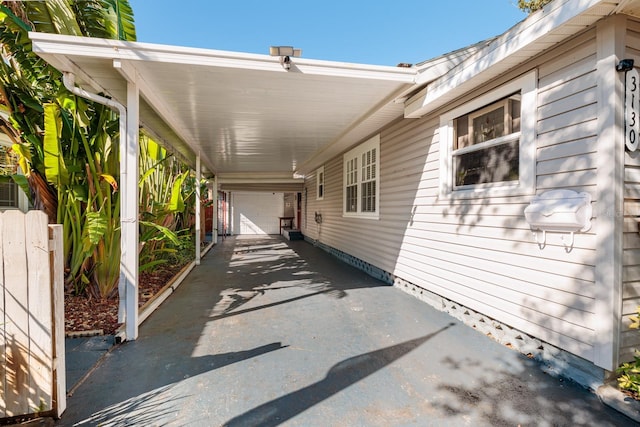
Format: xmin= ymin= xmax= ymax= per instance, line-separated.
xmin=57 ymin=236 xmax=637 ymax=426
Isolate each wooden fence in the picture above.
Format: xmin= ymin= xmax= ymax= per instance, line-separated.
xmin=0 ymin=210 xmax=65 ymax=419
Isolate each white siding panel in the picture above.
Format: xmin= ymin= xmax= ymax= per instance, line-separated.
xmin=537 ymin=137 xmax=597 ymax=162
xmin=537 ymin=103 xmax=598 ymax=136
xmin=393 ymin=266 xmax=594 ymax=358
xmin=536 ymin=119 xmax=598 ymax=148
xmin=398 ymin=233 xmax=595 ymax=283
xmin=538 ymin=55 xmax=597 ymax=94
xmin=536 ymin=153 xmax=597 ymax=176
xmin=304 ymin=28 xmax=601 ymax=364
xmin=537 ymin=87 xmax=597 ymax=120
xmin=396 ymin=243 xmax=594 ymax=304
xmin=538 ymin=29 xmax=596 ymax=87
xmin=538 ymin=72 xmax=597 ymax=109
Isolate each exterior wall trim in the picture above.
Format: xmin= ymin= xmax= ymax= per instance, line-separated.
xmin=438 ymin=70 xmax=537 ymax=200
xmin=594 ymin=14 xmax=626 ymax=370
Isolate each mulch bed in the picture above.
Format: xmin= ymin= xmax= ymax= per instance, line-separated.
xmin=64 ymin=264 xmax=186 ymax=336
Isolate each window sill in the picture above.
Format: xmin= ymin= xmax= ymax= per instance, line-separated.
xmin=440 ymin=181 xmax=535 ymax=200
xmin=342 ymin=212 xmax=379 ymax=220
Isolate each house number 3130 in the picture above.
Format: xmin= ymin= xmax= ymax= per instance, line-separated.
xmin=626 ymin=68 xmax=640 ymax=151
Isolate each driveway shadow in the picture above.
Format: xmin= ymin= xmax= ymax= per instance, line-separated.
xmin=223 ymin=323 xmax=454 ymax=427
xmin=58 ymin=236 xmax=390 ymax=426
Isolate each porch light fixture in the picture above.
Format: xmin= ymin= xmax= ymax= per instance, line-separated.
xmin=269 ymin=46 xmax=302 ymax=71
xmin=617 ymin=58 xmax=634 ymax=72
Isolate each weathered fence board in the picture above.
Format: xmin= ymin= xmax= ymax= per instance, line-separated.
xmin=0 ymin=213 xmax=5 ymax=418
xmin=50 ymin=224 xmax=65 ymax=416
xmin=3 ymin=210 xmax=30 ymax=416
xmin=0 ymin=210 xmax=64 ymax=419
xmin=26 ymin=212 xmax=52 ymax=413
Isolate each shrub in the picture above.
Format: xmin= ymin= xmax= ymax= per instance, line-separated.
xmin=617 ymin=306 xmax=640 ymax=398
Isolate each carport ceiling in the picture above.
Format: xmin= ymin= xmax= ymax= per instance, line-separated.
xmin=30 ymin=33 xmax=416 ymax=178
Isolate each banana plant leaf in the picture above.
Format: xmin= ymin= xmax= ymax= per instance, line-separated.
xmin=24 ymin=0 xmax=83 ymax=36
xmin=43 ymin=103 xmax=69 ymax=185
xmin=10 ymin=173 xmax=30 ymax=199
xmin=168 ymin=171 xmax=189 ymax=213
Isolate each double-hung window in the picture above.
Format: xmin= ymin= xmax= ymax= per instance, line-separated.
xmin=440 ymin=70 xmax=537 ymax=198
xmin=343 ymin=134 xmax=379 ymax=218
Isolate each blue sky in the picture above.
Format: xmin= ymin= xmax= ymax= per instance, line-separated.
xmin=129 ymin=1 xmax=528 ymax=66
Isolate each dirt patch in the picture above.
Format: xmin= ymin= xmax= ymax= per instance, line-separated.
xmin=64 ymin=264 xmax=187 ymax=336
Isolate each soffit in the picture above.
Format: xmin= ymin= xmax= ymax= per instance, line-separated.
xmin=29 ymin=33 xmax=416 ymax=178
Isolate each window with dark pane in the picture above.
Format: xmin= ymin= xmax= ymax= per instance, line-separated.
xmin=453 ymin=93 xmax=521 ymax=188
xmin=360 ymin=148 xmax=377 ymax=212
xmin=345 ymin=157 xmax=358 ymax=212
xmin=0 ymin=144 xmax=18 ymax=207
xmin=455 ymin=140 xmax=519 ymax=186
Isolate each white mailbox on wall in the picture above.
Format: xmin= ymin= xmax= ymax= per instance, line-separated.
xmin=524 ymin=189 xmax=592 ymax=248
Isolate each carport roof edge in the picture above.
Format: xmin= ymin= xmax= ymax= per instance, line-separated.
xmin=29 ymin=32 xmax=417 ymax=178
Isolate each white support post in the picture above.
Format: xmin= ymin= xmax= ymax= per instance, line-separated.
xmin=195 ymin=154 xmax=201 ymax=265
xmin=124 ymin=80 xmax=140 ymax=340
xmin=61 ymin=73 xmax=135 ymax=336
xmin=212 ymin=175 xmax=218 ymax=244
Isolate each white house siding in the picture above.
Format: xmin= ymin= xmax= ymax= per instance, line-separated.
xmin=304 ymin=27 xmax=603 ymax=364
xmin=622 ymin=17 xmax=640 ymax=362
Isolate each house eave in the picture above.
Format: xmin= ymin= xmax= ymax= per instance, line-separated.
xmin=405 ymin=0 xmax=627 ymax=119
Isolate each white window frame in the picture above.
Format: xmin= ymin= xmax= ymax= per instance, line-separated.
xmin=0 ymin=140 xmax=27 ymax=212
xmin=439 ymin=70 xmax=537 ymax=199
xmin=343 ymin=134 xmax=380 ymax=219
xmin=316 ymin=166 xmax=325 ymax=200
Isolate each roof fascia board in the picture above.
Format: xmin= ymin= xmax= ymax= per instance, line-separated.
xmin=413 ymin=38 xmax=496 ymax=84
xmin=405 ymin=0 xmax=618 ymax=118
xmin=394 ymin=40 xmax=495 ymax=105
xmin=29 ymin=32 xmax=416 ymax=83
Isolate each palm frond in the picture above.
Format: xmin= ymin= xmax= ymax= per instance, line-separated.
xmin=74 ymin=0 xmax=136 ymax=41
xmin=24 ymin=0 xmax=83 ymax=36
xmin=107 ymin=0 xmax=136 ymax=41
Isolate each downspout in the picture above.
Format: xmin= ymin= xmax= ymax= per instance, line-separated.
xmin=62 ymin=72 xmax=130 ymax=328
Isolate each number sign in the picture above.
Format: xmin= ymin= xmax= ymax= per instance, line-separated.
xmin=626 ymin=68 xmax=640 ymax=151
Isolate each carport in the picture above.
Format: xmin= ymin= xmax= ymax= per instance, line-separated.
xmin=28 ymin=32 xmax=416 ymax=340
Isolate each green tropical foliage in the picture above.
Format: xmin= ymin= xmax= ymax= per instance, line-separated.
xmin=1 ymin=1 xmax=201 ymax=303
xmin=517 ymin=0 xmax=554 ymax=13
xmin=138 ymin=135 xmax=193 ymax=273
xmin=618 ymin=306 xmax=640 ymax=398
xmin=0 ymin=0 xmax=135 ymax=298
